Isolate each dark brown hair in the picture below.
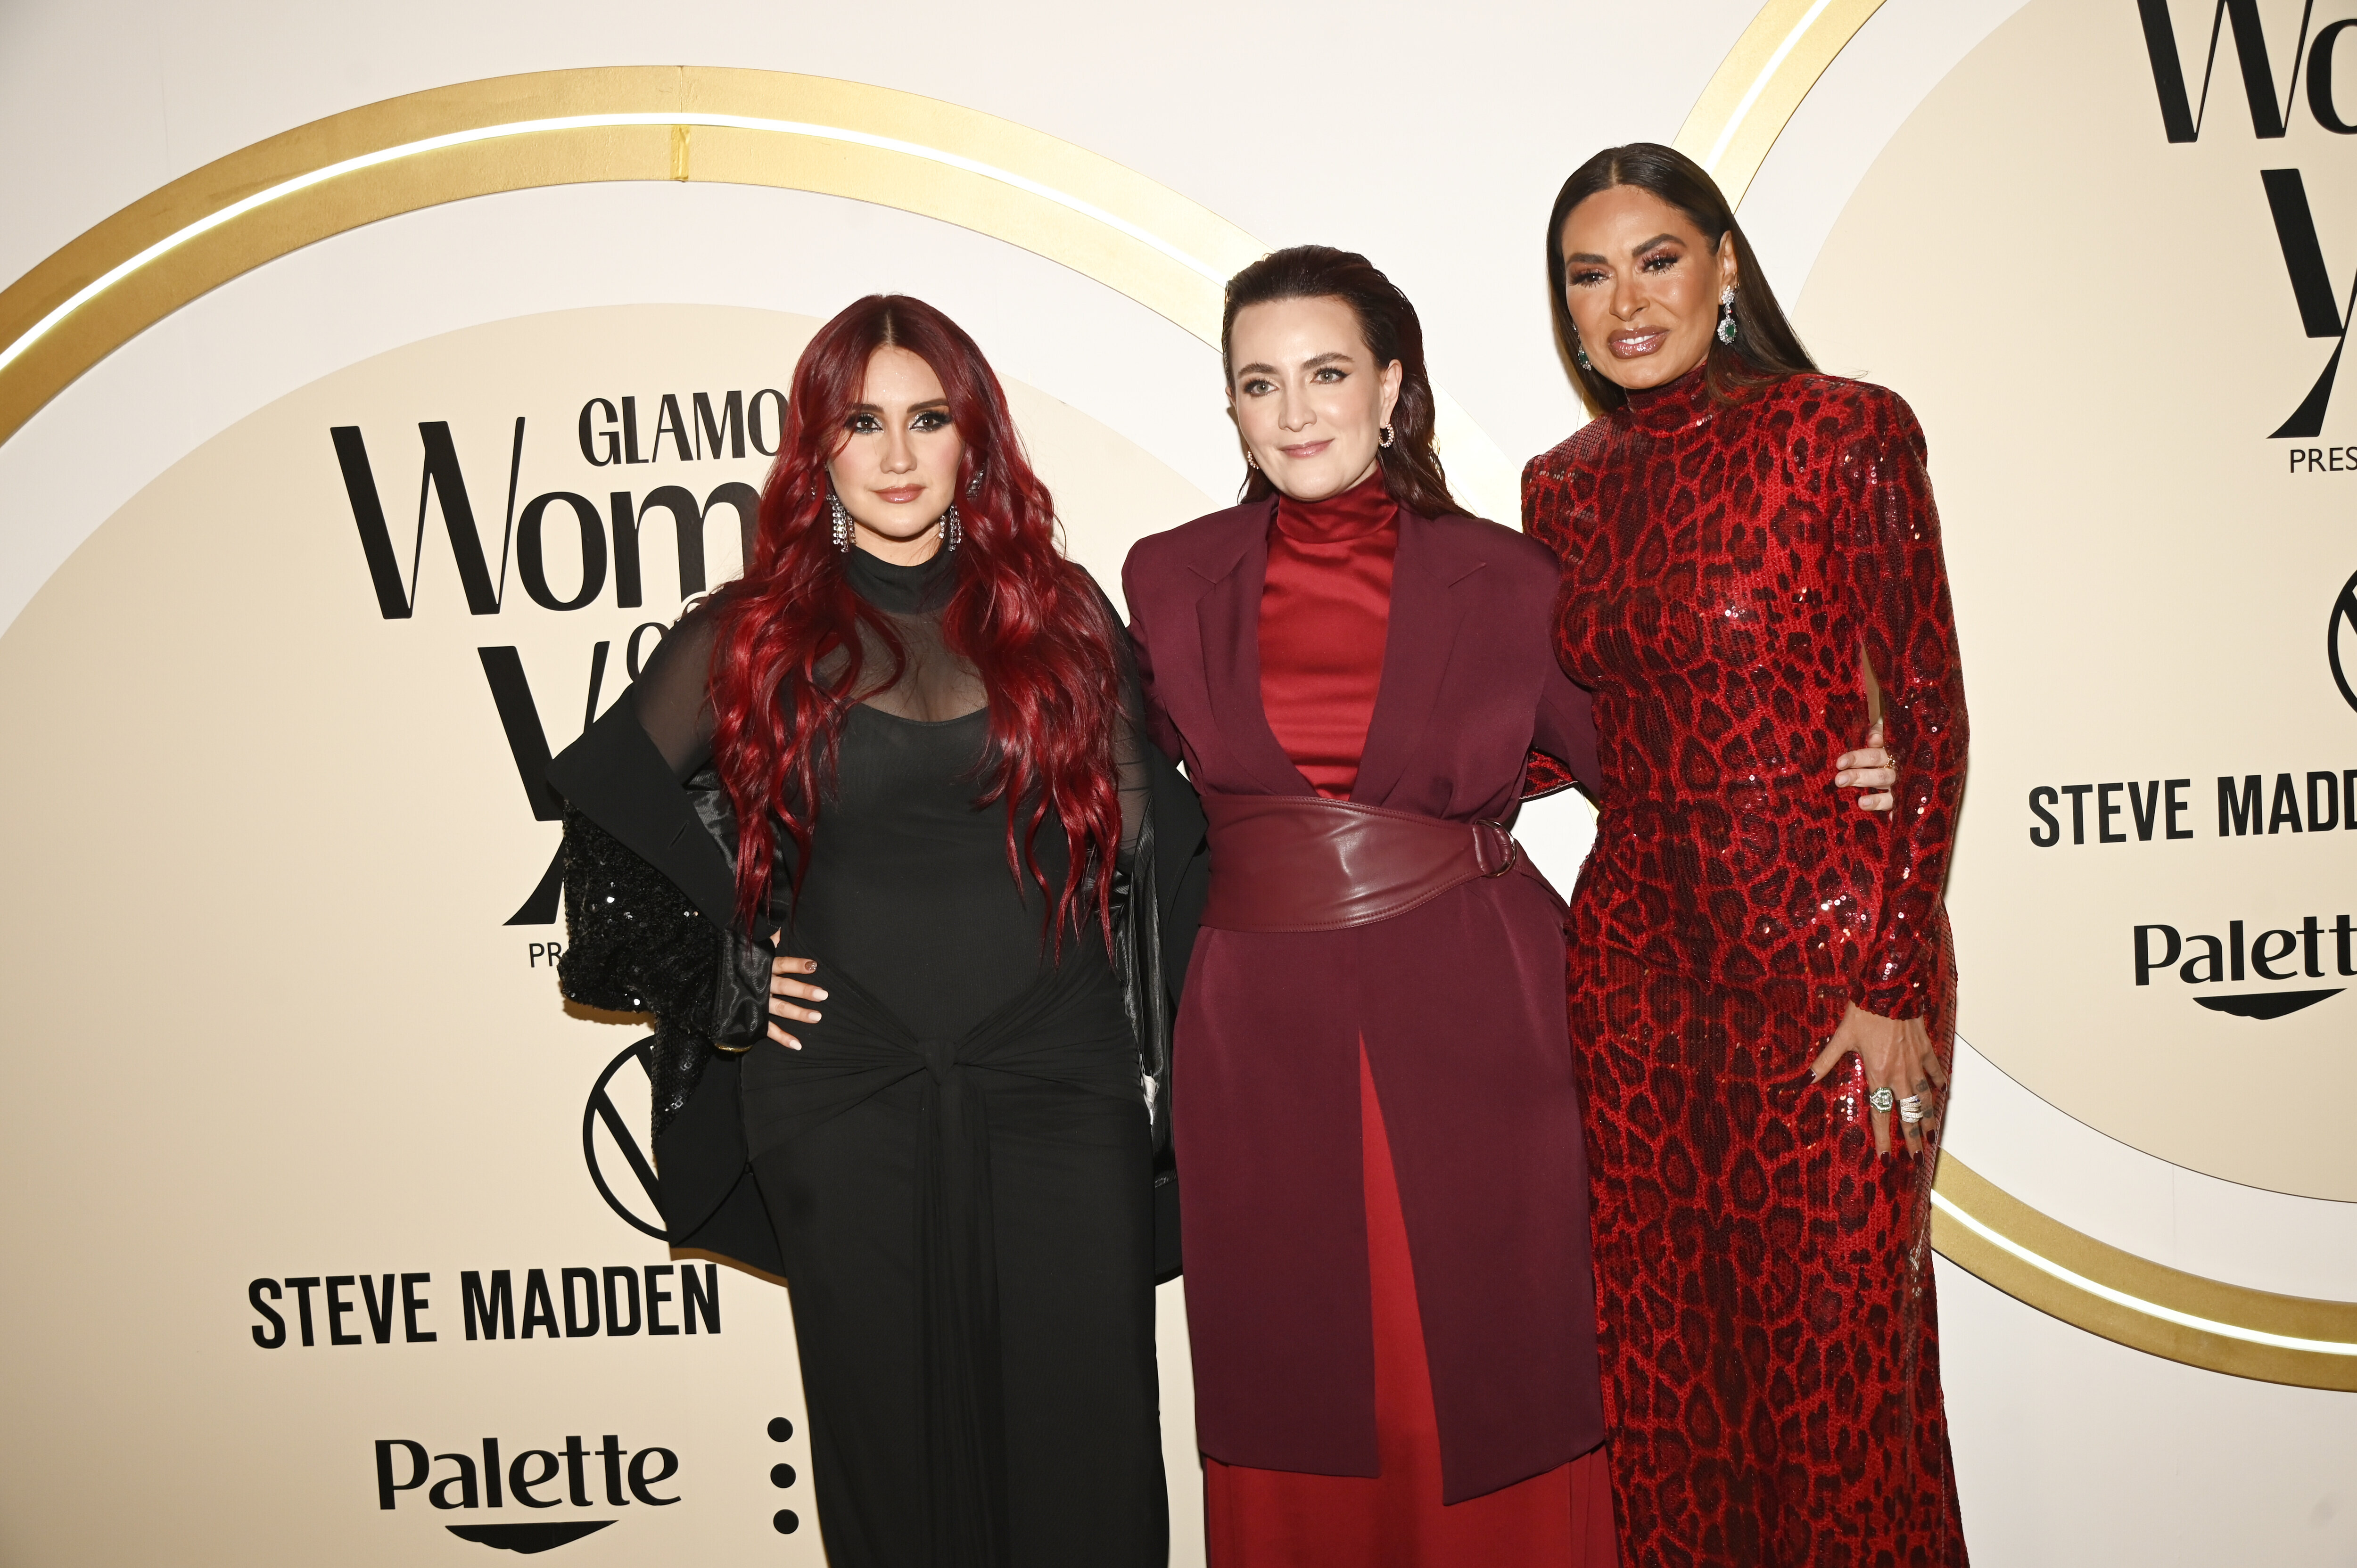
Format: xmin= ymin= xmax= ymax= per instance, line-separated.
xmin=1544 ymin=142 xmax=1817 ymax=416
xmin=1220 ymin=245 xmax=1466 ymax=517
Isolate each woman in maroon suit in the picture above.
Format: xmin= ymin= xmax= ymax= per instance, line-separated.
xmin=1121 ymin=247 xmax=1890 ymax=1568
xmin=1524 ymin=145 xmax=1969 ymax=1566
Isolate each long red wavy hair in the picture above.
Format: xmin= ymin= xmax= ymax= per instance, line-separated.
xmin=706 ymin=295 xmax=1125 ymax=944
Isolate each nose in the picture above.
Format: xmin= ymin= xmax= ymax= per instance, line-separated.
xmin=1277 ymin=382 xmax=1313 ymax=433
xmin=1610 ymin=269 xmax=1645 ymax=323
xmin=880 ymin=422 xmax=916 ymax=474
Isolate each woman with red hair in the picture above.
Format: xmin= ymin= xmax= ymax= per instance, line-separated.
xmin=547 ymin=295 xmax=1202 ymax=1568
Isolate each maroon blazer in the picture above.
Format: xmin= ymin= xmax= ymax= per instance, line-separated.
xmin=1122 ymin=498 xmax=1606 ymax=1504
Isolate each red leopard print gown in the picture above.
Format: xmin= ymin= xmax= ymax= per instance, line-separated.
xmin=1524 ymin=365 xmax=1969 ymax=1567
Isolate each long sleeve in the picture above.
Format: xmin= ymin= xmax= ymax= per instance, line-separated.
xmin=1835 ymin=394 xmax=1968 ymax=1018
xmin=1119 ymin=557 xmax=1188 ymax=763
xmin=628 ymin=599 xmax=724 ymax=780
xmin=1520 ymin=455 xmax=1603 ymax=802
xmin=1082 ymin=579 xmax=1153 ymax=876
xmin=1529 ymin=668 xmax=1601 ymax=799
xmin=546 ymin=599 xmax=767 ymax=1137
xmin=1090 ymin=574 xmax=1205 ymax=1157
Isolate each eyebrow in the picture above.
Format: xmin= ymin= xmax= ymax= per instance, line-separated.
xmin=1232 ymin=351 xmax=1357 ymax=377
xmin=847 ymin=398 xmax=952 ymax=413
xmin=1563 ymin=233 xmax=1684 ymax=265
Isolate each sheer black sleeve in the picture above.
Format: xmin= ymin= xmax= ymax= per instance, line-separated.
xmin=1113 ymin=655 xmax=1152 ymax=876
xmin=630 ymin=599 xmax=724 ymax=780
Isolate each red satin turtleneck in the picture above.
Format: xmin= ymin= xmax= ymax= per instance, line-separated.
xmin=1257 ymin=472 xmax=1399 ymax=799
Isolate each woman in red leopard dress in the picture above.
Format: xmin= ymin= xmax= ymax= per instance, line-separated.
xmin=1523 ymin=144 xmax=1970 ymax=1566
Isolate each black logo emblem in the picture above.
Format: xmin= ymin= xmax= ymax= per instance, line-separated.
xmin=2194 ymin=989 xmax=2341 ymax=1019
xmin=447 ymin=1521 xmax=614 ymax=1554
xmin=2331 ymin=568 xmax=2357 ymax=717
xmin=585 ymin=1040 xmax=665 ymax=1240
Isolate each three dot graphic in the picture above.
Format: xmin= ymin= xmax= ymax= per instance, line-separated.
xmin=766 ymin=1416 xmax=799 ymax=1535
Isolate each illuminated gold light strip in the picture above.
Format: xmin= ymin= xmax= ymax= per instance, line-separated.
xmin=1930 ymin=1155 xmax=2357 ymax=1390
xmin=0 ymin=111 xmax=1229 ymax=381
xmin=1674 ymin=0 xmax=1888 ymax=205
xmin=1704 ymin=0 xmax=1841 ymax=171
xmin=0 ymin=73 xmax=1524 ymax=520
xmin=1931 ymin=1190 xmax=2357 ymax=1356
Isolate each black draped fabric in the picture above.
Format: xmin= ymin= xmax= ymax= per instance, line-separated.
xmin=550 ymin=544 xmax=1180 ymax=1568
xmin=745 ymin=952 xmax=1157 ymax=1565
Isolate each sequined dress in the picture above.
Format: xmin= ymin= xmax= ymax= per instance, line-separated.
xmin=1524 ymin=367 xmax=1969 ymax=1566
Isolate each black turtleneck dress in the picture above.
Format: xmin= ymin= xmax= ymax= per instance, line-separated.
xmin=591 ymin=545 xmax=1169 ymax=1568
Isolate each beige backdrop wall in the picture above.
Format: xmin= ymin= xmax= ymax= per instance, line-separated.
xmin=0 ymin=304 xmax=1215 ymax=1563
xmin=2 ymin=2 xmax=2354 ymax=1565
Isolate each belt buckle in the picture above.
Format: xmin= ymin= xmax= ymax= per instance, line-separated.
xmin=1474 ymin=820 xmax=1517 ymax=877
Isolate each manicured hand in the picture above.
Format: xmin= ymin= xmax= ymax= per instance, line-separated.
xmin=768 ymin=936 xmax=826 ymax=1050
xmin=1810 ymin=1001 xmax=1948 ymax=1156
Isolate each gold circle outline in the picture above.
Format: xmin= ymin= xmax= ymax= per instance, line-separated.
xmin=1673 ymin=0 xmax=1891 ymax=207
xmin=0 ymin=66 xmax=1521 ymax=519
xmin=0 ymin=57 xmax=2349 ymax=1387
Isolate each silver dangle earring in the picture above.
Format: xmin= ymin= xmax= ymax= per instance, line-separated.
xmin=828 ymin=487 xmax=853 ymax=552
xmin=966 ymin=465 xmax=985 ymax=499
xmin=1244 ymin=448 xmax=1259 ymax=469
xmin=1574 ymin=337 xmax=1593 ymax=369
xmin=939 ymin=504 xmax=963 ymax=551
xmin=1716 ymin=285 xmax=1739 ymax=345
xmin=1378 ymin=424 xmax=1395 ymax=449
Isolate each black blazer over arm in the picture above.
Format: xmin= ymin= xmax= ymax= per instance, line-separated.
xmin=546 ymin=690 xmax=784 ymax=1277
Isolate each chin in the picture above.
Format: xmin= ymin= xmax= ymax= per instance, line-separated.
xmin=1613 ymin=352 xmax=1700 ymax=388
xmin=1272 ymin=461 xmax=1363 ymax=503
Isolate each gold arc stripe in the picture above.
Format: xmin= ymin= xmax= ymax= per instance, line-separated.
xmin=1676 ymin=3 xmax=2357 ymax=1383
xmin=0 ymin=66 xmax=1521 ymax=520
xmin=1931 ymin=1161 xmax=2357 ymax=1390
xmin=0 ymin=58 xmax=2349 ymax=1385
xmin=1673 ymin=0 xmax=1889 ymax=206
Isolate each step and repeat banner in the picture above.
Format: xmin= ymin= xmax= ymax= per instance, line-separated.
xmin=5 ymin=5 xmax=2357 ymax=1560
xmin=0 ymin=304 xmax=1211 ymax=1563
xmin=1802 ymin=0 xmax=2357 ymax=1203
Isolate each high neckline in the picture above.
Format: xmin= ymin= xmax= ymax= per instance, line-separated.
xmin=1622 ymin=361 xmax=1716 ymax=437
xmin=1273 ymin=472 xmax=1399 ymax=543
xmin=844 ymin=540 xmax=954 ymax=614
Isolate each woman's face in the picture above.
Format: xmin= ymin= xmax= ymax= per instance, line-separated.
xmin=827 ymin=345 xmax=966 ymax=565
xmin=1558 ymin=184 xmax=1738 ymax=393
xmin=1227 ymin=295 xmax=1403 ymax=503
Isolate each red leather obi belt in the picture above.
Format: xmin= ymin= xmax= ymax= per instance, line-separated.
xmin=1199 ymin=792 xmax=1541 ymax=933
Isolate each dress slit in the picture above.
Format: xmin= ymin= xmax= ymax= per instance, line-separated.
xmin=1202 ymin=1044 xmax=1620 ymax=1567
